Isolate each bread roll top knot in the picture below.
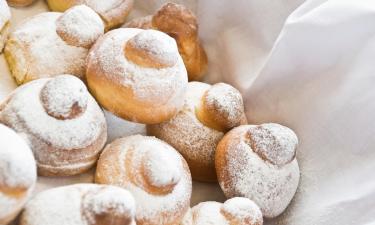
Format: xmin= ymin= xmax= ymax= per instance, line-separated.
xmin=56 ymin=5 xmax=104 ymax=48
xmin=246 ymin=123 xmax=298 ymax=166
xmin=40 ymin=75 xmax=88 ymax=120
xmin=196 ymin=83 xmax=246 ymax=132
xmin=124 ymin=29 xmax=178 ymax=69
xmin=221 ymin=197 xmax=263 ymax=225
xmin=82 ymin=186 xmax=136 ymax=225
xmin=141 ymin=145 xmax=181 ymax=194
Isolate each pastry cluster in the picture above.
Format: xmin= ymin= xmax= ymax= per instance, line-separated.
xmin=0 ymin=0 xmax=300 ymax=224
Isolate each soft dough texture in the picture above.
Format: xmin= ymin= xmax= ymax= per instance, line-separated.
xmin=46 ymin=0 xmax=134 ymax=30
xmin=0 ymin=124 xmax=37 ymax=225
xmin=4 ymin=5 xmax=104 ymax=85
xmin=0 ymin=75 xmax=107 ymax=176
xmin=181 ymin=197 xmax=263 ymax=225
xmin=147 ymin=81 xmax=247 ymax=182
xmin=95 ymin=135 xmax=192 ymax=225
xmin=20 ymin=184 xmax=136 ymax=225
xmin=124 ymin=2 xmax=208 ymax=81
xmin=0 ymin=0 xmax=10 ymax=52
xmin=215 ymin=123 xmax=300 ymax=218
xmin=86 ymin=28 xmax=188 ymax=124
xmin=6 ymin=0 xmax=34 ymax=7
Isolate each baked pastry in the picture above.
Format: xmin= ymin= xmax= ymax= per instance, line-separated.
xmin=215 ymin=123 xmax=300 ymax=218
xmin=6 ymin=0 xmax=34 ymax=7
xmin=5 ymin=5 xmax=104 ymax=85
xmin=20 ymin=184 xmax=136 ymax=225
xmin=46 ymin=0 xmax=134 ymax=30
xmin=86 ymin=28 xmax=188 ymax=124
xmin=0 ymin=0 xmax=10 ymax=52
xmin=147 ymin=81 xmax=247 ymax=182
xmin=124 ymin=2 xmax=208 ymax=81
xmin=96 ymin=135 xmax=192 ymax=225
xmin=0 ymin=75 xmax=107 ymax=176
xmin=0 ymin=124 xmax=37 ymax=225
xmin=181 ymin=197 xmax=263 ymax=225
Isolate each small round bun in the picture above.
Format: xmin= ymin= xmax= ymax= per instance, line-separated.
xmin=182 ymin=197 xmax=263 ymax=225
xmin=148 ymin=82 xmax=247 ymax=182
xmin=96 ymin=135 xmax=192 ymax=225
xmin=6 ymin=0 xmax=34 ymax=7
xmin=47 ymin=0 xmax=134 ymax=30
xmin=4 ymin=6 xmax=104 ymax=85
xmin=0 ymin=0 xmax=10 ymax=52
xmin=124 ymin=2 xmax=208 ymax=81
xmin=0 ymin=124 xmax=37 ymax=225
xmin=21 ymin=184 xmax=136 ymax=225
xmin=0 ymin=75 xmax=107 ymax=176
xmin=86 ymin=28 xmax=188 ymax=124
xmin=215 ymin=123 xmax=300 ymax=218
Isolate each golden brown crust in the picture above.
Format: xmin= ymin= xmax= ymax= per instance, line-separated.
xmin=6 ymin=0 xmax=34 ymax=7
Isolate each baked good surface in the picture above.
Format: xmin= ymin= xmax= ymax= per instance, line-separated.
xmin=86 ymin=28 xmax=188 ymax=124
xmin=96 ymin=135 xmax=192 ymax=225
xmin=20 ymin=184 xmax=136 ymax=225
xmin=182 ymin=197 xmax=263 ymax=225
xmin=215 ymin=123 xmax=300 ymax=218
xmin=147 ymin=81 xmax=247 ymax=182
xmin=6 ymin=0 xmax=34 ymax=7
xmin=5 ymin=5 xmax=104 ymax=85
xmin=0 ymin=124 xmax=37 ymax=225
xmin=46 ymin=0 xmax=134 ymax=30
xmin=0 ymin=0 xmax=10 ymax=52
xmin=0 ymin=75 xmax=107 ymax=176
xmin=124 ymin=2 xmax=208 ymax=81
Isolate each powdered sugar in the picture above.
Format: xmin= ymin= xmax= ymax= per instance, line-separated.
xmin=21 ymin=184 xmax=136 ymax=225
xmin=221 ymin=197 xmax=263 ymax=224
xmin=218 ymin=125 xmax=300 ymax=218
xmin=56 ymin=5 xmax=104 ymax=48
xmin=191 ymin=201 xmax=228 ymax=225
xmin=0 ymin=124 xmax=36 ymax=224
xmin=97 ymin=135 xmax=191 ymax=224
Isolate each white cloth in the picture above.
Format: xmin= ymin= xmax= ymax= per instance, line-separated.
xmin=3 ymin=0 xmax=375 ymax=224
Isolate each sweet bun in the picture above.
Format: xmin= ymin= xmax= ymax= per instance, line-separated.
xmin=6 ymin=0 xmax=34 ymax=7
xmin=181 ymin=197 xmax=263 ymax=225
xmin=215 ymin=123 xmax=300 ymax=218
xmin=20 ymin=184 xmax=136 ymax=225
xmin=96 ymin=135 xmax=192 ymax=225
xmin=46 ymin=0 xmax=134 ymax=30
xmin=5 ymin=5 xmax=104 ymax=85
xmin=147 ymin=81 xmax=247 ymax=182
xmin=0 ymin=124 xmax=37 ymax=225
xmin=124 ymin=2 xmax=208 ymax=81
xmin=86 ymin=28 xmax=188 ymax=124
xmin=0 ymin=75 xmax=107 ymax=176
xmin=0 ymin=0 xmax=10 ymax=52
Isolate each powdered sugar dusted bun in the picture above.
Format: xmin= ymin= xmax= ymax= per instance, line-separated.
xmin=182 ymin=197 xmax=262 ymax=225
xmin=124 ymin=2 xmax=207 ymax=81
xmin=86 ymin=28 xmax=188 ymax=124
xmin=4 ymin=6 xmax=104 ymax=85
xmin=147 ymin=82 xmax=247 ymax=182
xmin=0 ymin=124 xmax=37 ymax=225
xmin=47 ymin=0 xmax=134 ymax=30
xmin=0 ymin=0 xmax=10 ymax=53
xmin=6 ymin=0 xmax=34 ymax=7
xmin=96 ymin=135 xmax=192 ymax=225
xmin=215 ymin=123 xmax=300 ymax=218
xmin=0 ymin=75 xmax=107 ymax=176
xmin=21 ymin=184 xmax=136 ymax=225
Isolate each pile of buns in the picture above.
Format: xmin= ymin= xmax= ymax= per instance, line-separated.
xmin=0 ymin=0 xmax=301 ymax=224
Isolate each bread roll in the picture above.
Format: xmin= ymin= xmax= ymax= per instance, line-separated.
xmin=215 ymin=123 xmax=300 ymax=218
xmin=0 ymin=124 xmax=37 ymax=225
xmin=21 ymin=184 xmax=136 ymax=225
xmin=5 ymin=5 xmax=104 ymax=85
xmin=96 ymin=135 xmax=192 ymax=225
xmin=86 ymin=28 xmax=188 ymax=124
xmin=148 ymin=81 xmax=247 ymax=182
xmin=0 ymin=75 xmax=107 ymax=176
